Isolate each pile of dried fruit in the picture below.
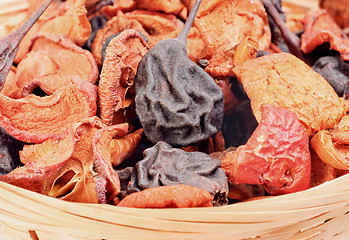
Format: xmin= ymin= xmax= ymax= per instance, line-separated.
xmin=0 ymin=0 xmax=349 ymax=208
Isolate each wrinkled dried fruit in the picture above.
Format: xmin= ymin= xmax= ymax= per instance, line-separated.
xmin=312 ymin=56 xmax=349 ymax=97
xmin=117 ymin=184 xmax=213 ymax=208
xmin=0 ymin=76 xmax=97 ymax=143
xmin=125 ymin=10 xmax=183 ymax=48
xmin=93 ymin=123 xmax=130 ymax=202
xmin=98 ymin=29 xmax=149 ymax=125
xmin=15 ymin=0 xmax=91 ymax=64
xmin=187 ymin=0 xmax=271 ymax=78
xmin=135 ymin=0 xmax=224 ymax=146
xmin=301 ymin=9 xmax=349 ymax=61
xmin=1 ymin=67 xmax=20 ymax=99
xmin=309 ymin=148 xmax=336 ymax=188
xmin=0 ymin=127 xmax=23 ymax=176
xmin=320 ymin=0 xmax=349 ymax=28
xmin=17 ymin=33 xmax=98 ymax=96
xmin=135 ymin=0 xmax=185 ymax=15
xmin=101 ymin=0 xmax=136 ymax=18
xmin=117 ymin=141 xmax=228 ymax=206
xmin=233 ymin=52 xmax=345 ymax=136
xmin=0 ymin=0 xmax=53 ymax=91
xmin=222 ymin=104 xmax=311 ymax=195
xmin=92 ymin=11 xmax=147 ymax=66
xmin=310 ymin=129 xmax=349 ymax=170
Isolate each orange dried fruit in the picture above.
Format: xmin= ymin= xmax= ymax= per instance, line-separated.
xmin=98 ymin=29 xmax=148 ymax=125
xmin=110 ymin=128 xmax=143 ymax=167
xmin=93 ymin=123 xmax=129 ymax=202
xmin=117 ymin=184 xmax=213 ymax=208
xmin=92 ymin=11 xmax=146 ymax=66
xmin=233 ymin=52 xmax=345 ymax=136
xmin=0 ymin=76 xmax=97 ymax=143
xmin=187 ymin=0 xmax=271 ymax=78
xmin=18 ymin=33 xmax=98 ymax=96
xmin=309 ymin=148 xmax=336 ymax=188
xmin=0 ymin=117 xmax=108 ymax=203
xmin=301 ymin=9 xmax=349 ymax=61
xmin=222 ymin=104 xmax=311 ymax=195
xmin=124 ymin=10 xmax=183 ymax=47
xmin=1 ymin=67 xmax=21 ymax=99
xmin=14 ymin=0 xmax=91 ymax=64
xmin=134 ymin=0 xmax=185 ymax=15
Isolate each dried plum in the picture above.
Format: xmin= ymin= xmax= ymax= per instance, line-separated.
xmin=117 ymin=141 xmax=229 ymax=206
xmin=134 ymin=0 xmax=224 ymax=146
xmin=312 ymin=56 xmax=349 ymax=96
xmin=0 ymin=127 xmax=23 ymax=176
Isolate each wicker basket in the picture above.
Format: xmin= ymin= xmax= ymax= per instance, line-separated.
xmin=3 ymin=0 xmax=349 ymax=239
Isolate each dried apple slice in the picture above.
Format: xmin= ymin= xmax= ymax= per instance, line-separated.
xmin=93 ymin=123 xmax=129 ymax=202
xmin=0 ymin=76 xmax=97 ymax=143
xmin=233 ymin=52 xmax=345 ymax=136
xmin=18 ymin=33 xmax=98 ymax=96
xmin=98 ymin=29 xmax=148 ymax=125
xmin=301 ymin=9 xmax=349 ymax=61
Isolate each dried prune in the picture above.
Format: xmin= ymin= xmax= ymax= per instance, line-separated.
xmin=0 ymin=127 xmax=23 ymax=176
xmin=134 ymin=0 xmax=224 ymax=146
xmin=312 ymin=56 xmax=349 ymax=96
xmin=117 ymin=141 xmax=228 ymax=206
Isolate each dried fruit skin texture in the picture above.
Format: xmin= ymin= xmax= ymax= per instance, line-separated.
xmin=98 ymin=29 xmax=148 ymax=125
xmin=0 ymin=77 xmax=97 ymax=143
xmin=320 ymin=0 xmax=349 ymax=28
xmin=117 ymin=184 xmax=213 ymax=208
xmin=117 ymin=141 xmax=228 ymax=205
xmin=222 ymin=104 xmax=311 ymax=195
xmin=135 ymin=0 xmax=223 ymax=146
xmin=188 ymin=0 xmax=271 ymax=78
xmin=233 ymin=52 xmax=345 ymax=136
xmin=301 ymin=9 xmax=349 ymax=61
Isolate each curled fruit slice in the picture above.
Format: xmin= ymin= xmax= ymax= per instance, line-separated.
xmin=222 ymin=104 xmax=311 ymax=195
xmin=98 ymin=29 xmax=148 ymax=125
xmin=310 ymin=130 xmax=349 ymax=170
xmin=0 ymin=77 xmax=97 ymax=143
xmin=117 ymin=184 xmax=213 ymax=208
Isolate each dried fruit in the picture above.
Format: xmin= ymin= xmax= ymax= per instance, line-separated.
xmin=117 ymin=141 xmax=228 ymax=206
xmin=301 ymin=9 xmax=349 ymax=62
xmin=93 ymin=123 xmax=129 ymax=202
xmin=309 ymin=148 xmax=336 ymax=188
xmin=0 ymin=76 xmax=97 ymax=143
xmin=117 ymin=184 xmax=213 ymax=208
xmin=320 ymin=0 xmax=349 ymax=28
xmin=92 ymin=11 xmax=147 ymax=66
xmin=222 ymin=104 xmax=311 ymax=195
xmin=0 ymin=127 xmax=23 ymax=176
xmin=0 ymin=0 xmax=53 ymax=91
xmin=233 ymin=52 xmax=345 ymax=136
xmin=135 ymin=0 xmax=224 ymax=146
xmin=98 ymin=29 xmax=148 ymax=125
xmin=312 ymin=56 xmax=349 ymax=97
xmin=17 ymin=33 xmax=98 ymax=96
xmin=187 ymin=0 xmax=271 ymax=78
xmin=310 ymin=129 xmax=349 ymax=170
xmin=134 ymin=0 xmax=185 ymax=15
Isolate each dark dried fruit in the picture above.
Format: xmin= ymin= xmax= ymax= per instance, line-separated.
xmin=134 ymin=0 xmax=224 ymax=146
xmin=312 ymin=56 xmax=349 ymax=97
xmin=0 ymin=127 xmax=23 ymax=176
xmin=117 ymin=184 xmax=213 ymax=208
xmin=117 ymin=141 xmax=228 ymax=206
